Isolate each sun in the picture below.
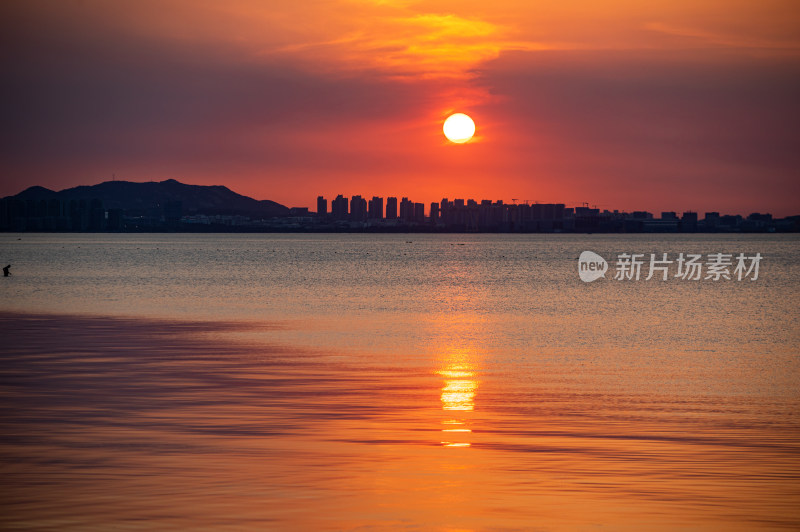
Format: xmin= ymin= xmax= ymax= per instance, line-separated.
xmin=443 ymin=113 xmax=475 ymax=144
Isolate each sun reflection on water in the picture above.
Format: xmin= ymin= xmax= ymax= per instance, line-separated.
xmin=437 ymin=364 xmax=477 ymax=448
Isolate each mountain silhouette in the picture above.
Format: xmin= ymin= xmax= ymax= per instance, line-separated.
xmin=8 ymin=179 xmax=289 ymax=217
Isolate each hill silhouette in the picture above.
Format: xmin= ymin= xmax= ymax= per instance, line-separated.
xmin=9 ymin=179 xmax=289 ymax=218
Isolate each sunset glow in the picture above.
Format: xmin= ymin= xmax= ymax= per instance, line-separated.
xmin=2 ymin=2 xmax=799 ymax=527
xmin=1 ymin=1 xmax=798 ymax=214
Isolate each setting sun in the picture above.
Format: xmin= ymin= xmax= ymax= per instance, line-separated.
xmin=443 ymin=113 xmax=475 ymax=144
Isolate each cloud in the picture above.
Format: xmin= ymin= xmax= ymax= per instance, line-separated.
xmin=644 ymin=22 xmax=800 ymax=52
xmin=2 ymin=0 xmax=799 ymax=214
xmin=471 ymin=48 xmax=800 ymax=211
xmin=263 ymin=10 xmax=548 ymax=79
xmin=0 ymin=4 xmax=461 ymax=195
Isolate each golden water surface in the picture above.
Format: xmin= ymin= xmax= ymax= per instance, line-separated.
xmin=1 ymin=234 xmax=798 ymax=530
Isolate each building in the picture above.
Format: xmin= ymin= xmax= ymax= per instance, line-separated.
xmin=703 ymin=212 xmax=719 ymax=229
xmin=414 ymin=202 xmax=425 ymax=223
xmin=368 ymin=196 xmax=384 ymax=219
xmin=332 ymin=194 xmax=348 ymax=220
xmin=317 ymin=196 xmax=327 ymax=217
xmin=439 ymin=199 xmax=450 ymax=225
xmin=399 ymin=197 xmax=414 ymax=222
xmin=429 ymin=202 xmax=439 ymax=223
xmin=386 ymin=197 xmax=398 ymax=219
xmin=681 ymin=211 xmax=698 ymax=232
xmin=350 ymin=195 xmax=367 ymax=222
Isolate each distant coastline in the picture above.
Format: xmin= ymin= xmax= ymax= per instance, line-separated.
xmin=2 ymin=179 xmax=797 ymax=233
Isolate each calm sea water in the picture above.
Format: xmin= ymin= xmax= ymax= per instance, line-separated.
xmin=1 ymin=233 xmax=799 ymax=530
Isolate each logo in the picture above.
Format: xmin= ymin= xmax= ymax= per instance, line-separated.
xmin=578 ymin=251 xmax=608 ymax=282
xmin=577 ymin=251 xmax=762 ymax=282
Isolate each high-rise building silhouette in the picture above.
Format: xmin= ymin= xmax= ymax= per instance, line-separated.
xmin=317 ymin=196 xmax=327 ymax=216
xmin=440 ymin=198 xmax=450 ymax=225
xmin=681 ymin=211 xmax=698 ymax=232
xmin=350 ymin=195 xmax=367 ymax=222
xmin=332 ymin=194 xmax=348 ymax=220
xmin=429 ymin=202 xmax=439 ymax=223
xmin=368 ymin=196 xmax=384 ymax=219
xmin=400 ymin=197 xmax=413 ymax=222
xmin=704 ymin=212 xmax=719 ymax=229
xmin=414 ymin=203 xmax=425 ymax=223
xmin=386 ymin=197 xmax=398 ymax=219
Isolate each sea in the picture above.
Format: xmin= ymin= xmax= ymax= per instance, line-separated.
xmin=1 ymin=233 xmax=798 ymax=530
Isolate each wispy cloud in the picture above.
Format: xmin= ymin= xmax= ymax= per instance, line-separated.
xmin=265 ymin=9 xmax=548 ymax=79
xmin=645 ymin=22 xmax=800 ymax=52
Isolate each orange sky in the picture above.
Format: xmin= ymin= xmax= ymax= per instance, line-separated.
xmin=2 ymin=0 xmax=799 ymax=215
